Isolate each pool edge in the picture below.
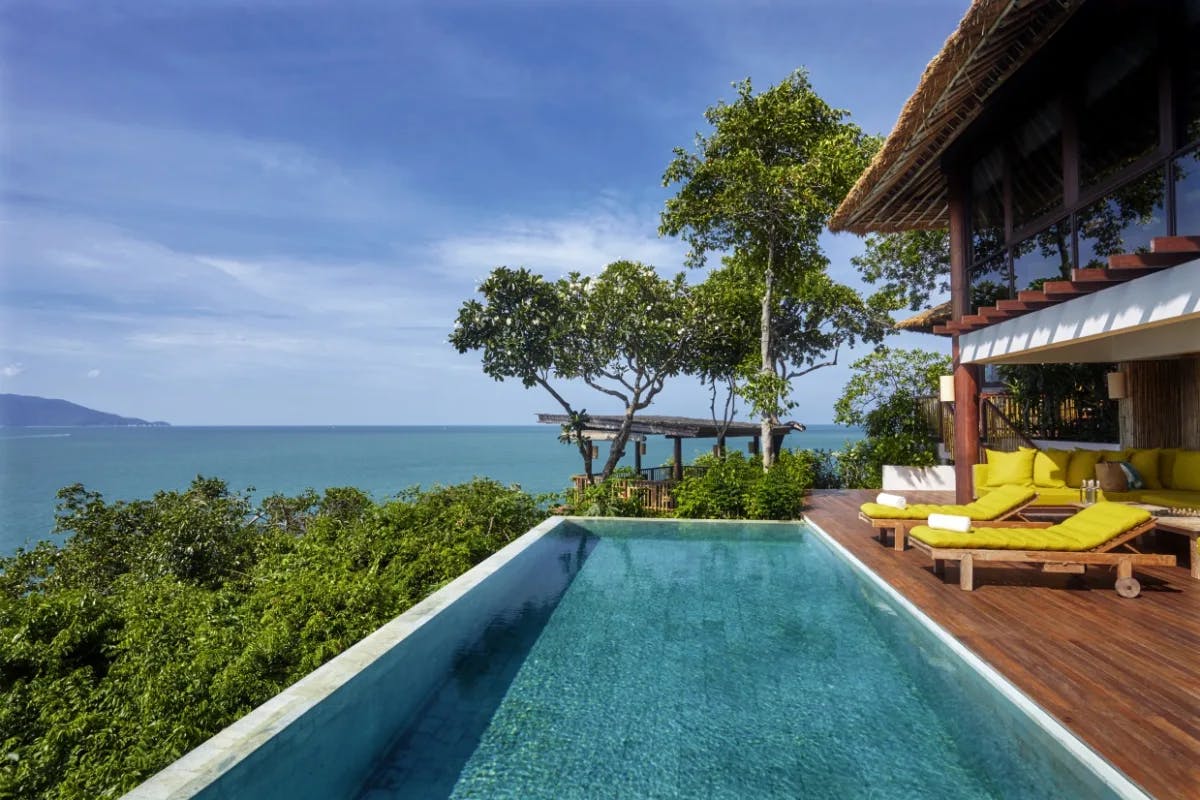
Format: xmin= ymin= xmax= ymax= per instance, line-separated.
xmin=803 ymin=516 xmax=1153 ymax=800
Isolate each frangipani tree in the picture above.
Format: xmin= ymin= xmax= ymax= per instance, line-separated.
xmin=451 ymin=261 xmax=693 ymax=482
xmin=661 ymin=70 xmax=878 ymax=467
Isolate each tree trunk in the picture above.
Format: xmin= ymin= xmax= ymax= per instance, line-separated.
xmin=599 ymin=400 xmax=639 ymax=481
xmin=760 ymin=241 xmax=776 ymax=470
xmin=578 ymin=440 xmax=594 ymax=482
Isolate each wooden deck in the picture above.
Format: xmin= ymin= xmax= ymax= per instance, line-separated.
xmin=805 ymin=490 xmax=1200 ymax=799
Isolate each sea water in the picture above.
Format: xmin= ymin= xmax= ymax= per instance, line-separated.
xmin=0 ymin=425 xmax=863 ymax=555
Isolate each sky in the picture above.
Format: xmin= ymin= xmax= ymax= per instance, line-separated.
xmin=0 ymin=0 xmax=961 ymax=426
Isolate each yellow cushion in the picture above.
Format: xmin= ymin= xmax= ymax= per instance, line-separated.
xmin=1173 ymin=450 xmax=1200 ymax=492
xmin=1033 ymin=449 xmax=1071 ymax=488
xmin=1160 ymin=449 xmax=1181 ymax=489
xmin=1127 ymin=448 xmax=1162 ymax=490
xmin=910 ymin=502 xmax=1151 ymax=551
xmin=1100 ymin=449 xmax=1128 ymax=462
xmin=984 ymin=448 xmax=1035 ymax=487
xmin=1065 ymin=450 xmax=1103 ymax=488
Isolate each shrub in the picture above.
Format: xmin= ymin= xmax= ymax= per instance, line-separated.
xmin=0 ymin=476 xmax=544 ymax=799
xmin=673 ymin=450 xmax=812 ymax=520
xmin=563 ymin=468 xmax=652 ymax=517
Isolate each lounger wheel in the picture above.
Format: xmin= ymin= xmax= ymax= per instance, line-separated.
xmin=1114 ymin=577 xmax=1141 ymax=598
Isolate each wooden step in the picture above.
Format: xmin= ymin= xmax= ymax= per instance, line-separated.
xmin=1151 ymin=235 xmax=1200 ymax=253
xmin=996 ymin=298 xmax=1053 ymax=312
xmin=1108 ymin=251 xmax=1196 ymax=269
xmin=1041 ymin=280 xmax=1099 ymax=298
xmin=1017 ymin=290 xmax=1051 ymax=304
xmin=979 ymin=307 xmax=1015 ymax=321
xmin=931 ymin=324 xmax=953 ymax=336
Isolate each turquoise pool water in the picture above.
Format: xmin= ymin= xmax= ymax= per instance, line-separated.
xmin=348 ymin=520 xmax=1127 ymax=800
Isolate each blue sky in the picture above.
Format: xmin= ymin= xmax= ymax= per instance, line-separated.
xmin=0 ymin=0 xmax=959 ymax=425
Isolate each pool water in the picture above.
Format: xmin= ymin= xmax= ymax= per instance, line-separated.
xmin=354 ymin=520 xmax=1125 ymax=799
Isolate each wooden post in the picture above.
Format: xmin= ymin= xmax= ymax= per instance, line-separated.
xmin=634 ymin=439 xmax=643 ymax=475
xmin=949 ymin=170 xmax=981 ymax=504
xmin=672 ymin=437 xmax=683 ymax=481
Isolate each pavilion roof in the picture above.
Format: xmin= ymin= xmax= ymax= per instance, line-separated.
xmin=829 ymin=0 xmax=1084 ymax=234
xmin=894 ymin=301 xmax=952 ymax=334
xmin=536 ymin=414 xmax=802 ymax=439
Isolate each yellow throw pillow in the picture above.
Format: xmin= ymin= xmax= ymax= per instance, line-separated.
xmin=1033 ymin=449 xmax=1071 ymax=488
xmin=1127 ymin=448 xmax=1162 ymax=490
xmin=1065 ymin=449 xmax=1104 ymax=488
xmin=984 ymin=448 xmax=1036 ymax=487
xmin=1172 ymin=450 xmax=1200 ymax=492
xmin=1160 ymin=449 xmax=1181 ymax=489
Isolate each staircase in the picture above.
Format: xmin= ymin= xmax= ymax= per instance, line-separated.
xmin=932 ymin=235 xmax=1200 ymax=336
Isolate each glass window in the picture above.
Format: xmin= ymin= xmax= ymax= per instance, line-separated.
xmin=1010 ymin=102 xmax=1063 ymax=229
xmin=1013 ymin=219 xmax=1072 ymax=292
xmin=1180 ymin=1 xmax=1200 ymax=146
xmin=1078 ymin=23 xmax=1159 ymax=190
xmin=968 ymin=254 xmax=1010 ymax=313
xmin=970 ymin=148 xmax=1004 ymax=264
xmin=1077 ymin=168 xmax=1168 ymax=268
xmin=1174 ymin=147 xmax=1200 ymax=236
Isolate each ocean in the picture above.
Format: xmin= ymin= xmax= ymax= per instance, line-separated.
xmin=0 ymin=424 xmax=864 ymax=556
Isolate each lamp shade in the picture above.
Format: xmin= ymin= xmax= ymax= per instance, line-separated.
xmin=1106 ymin=371 xmax=1127 ymax=400
xmin=939 ymin=375 xmax=956 ymax=403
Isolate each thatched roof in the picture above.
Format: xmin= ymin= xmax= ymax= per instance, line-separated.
xmin=829 ymin=0 xmax=1084 ymax=234
xmin=895 ymin=301 xmax=952 ymax=334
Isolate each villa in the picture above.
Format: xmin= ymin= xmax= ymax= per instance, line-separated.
xmin=830 ymin=0 xmax=1200 ymax=504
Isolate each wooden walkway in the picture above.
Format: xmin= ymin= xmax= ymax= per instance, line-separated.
xmin=805 ymin=490 xmax=1200 ymax=799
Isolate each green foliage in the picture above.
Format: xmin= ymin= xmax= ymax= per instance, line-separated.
xmin=0 ymin=477 xmax=544 ymax=799
xmin=851 ymin=229 xmax=950 ymax=312
xmin=564 ymin=468 xmax=653 ymax=518
xmin=661 ymin=71 xmax=885 ymax=465
xmin=671 ymin=451 xmax=813 ymax=520
xmin=998 ymin=362 xmax=1118 ymax=442
xmin=451 ymin=261 xmax=695 ymax=481
xmin=832 ymin=347 xmax=950 ymax=488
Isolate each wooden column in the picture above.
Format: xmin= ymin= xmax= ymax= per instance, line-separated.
xmin=634 ymin=439 xmax=642 ymax=475
xmin=949 ymin=170 xmax=981 ymax=503
xmin=672 ymin=437 xmax=683 ymax=481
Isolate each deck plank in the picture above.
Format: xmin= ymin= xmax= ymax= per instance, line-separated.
xmin=804 ymin=490 xmax=1200 ymax=799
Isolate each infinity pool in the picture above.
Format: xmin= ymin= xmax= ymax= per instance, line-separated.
xmin=131 ymin=518 xmax=1145 ymax=800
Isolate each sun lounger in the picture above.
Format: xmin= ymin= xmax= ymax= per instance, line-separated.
xmin=906 ymin=502 xmax=1173 ymax=597
xmin=858 ymin=484 xmax=1038 ymax=551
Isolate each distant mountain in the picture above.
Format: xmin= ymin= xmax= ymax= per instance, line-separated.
xmin=0 ymin=394 xmax=169 ymax=427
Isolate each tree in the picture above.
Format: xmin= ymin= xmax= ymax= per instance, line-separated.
xmin=661 ymin=70 xmax=877 ymax=467
xmin=452 ymin=261 xmax=693 ymax=482
xmin=833 ymin=347 xmax=951 ymax=488
xmin=449 ymin=267 xmax=597 ymax=479
xmin=562 ymin=260 xmax=694 ymax=479
xmin=850 ymin=230 xmax=950 ymax=311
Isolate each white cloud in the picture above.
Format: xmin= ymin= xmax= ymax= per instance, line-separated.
xmin=430 ymin=207 xmax=687 ymax=281
xmin=86 ymin=369 xmax=101 ymax=378
xmin=1 ymin=363 xmax=25 ymax=378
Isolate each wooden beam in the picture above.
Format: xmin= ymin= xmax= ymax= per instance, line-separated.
xmin=995 ymin=298 xmax=1052 ymax=312
xmin=1151 ymin=235 xmax=1200 ymax=253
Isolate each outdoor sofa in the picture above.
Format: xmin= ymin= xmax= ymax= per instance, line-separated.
xmin=972 ymin=447 xmax=1200 ymax=509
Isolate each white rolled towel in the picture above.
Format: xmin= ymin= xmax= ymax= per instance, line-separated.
xmin=927 ymin=513 xmax=971 ymax=532
xmin=875 ymin=492 xmax=907 ymax=509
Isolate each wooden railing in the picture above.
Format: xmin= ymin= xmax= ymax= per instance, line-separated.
xmin=979 ymin=396 xmax=1038 ymax=454
xmin=571 ymin=466 xmax=709 ymax=513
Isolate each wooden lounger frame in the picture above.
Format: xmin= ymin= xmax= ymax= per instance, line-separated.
xmin=858 ymin=496 xmax=1038 ymax=551
xmin=906 ymin=520 xmax=1174 ymax=597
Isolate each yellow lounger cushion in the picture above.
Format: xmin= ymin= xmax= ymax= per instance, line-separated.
xmin=908 ymin=502 xmax=1152 ymax=551
xmin=859 ymin=484 xmax=1035 ymax=521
